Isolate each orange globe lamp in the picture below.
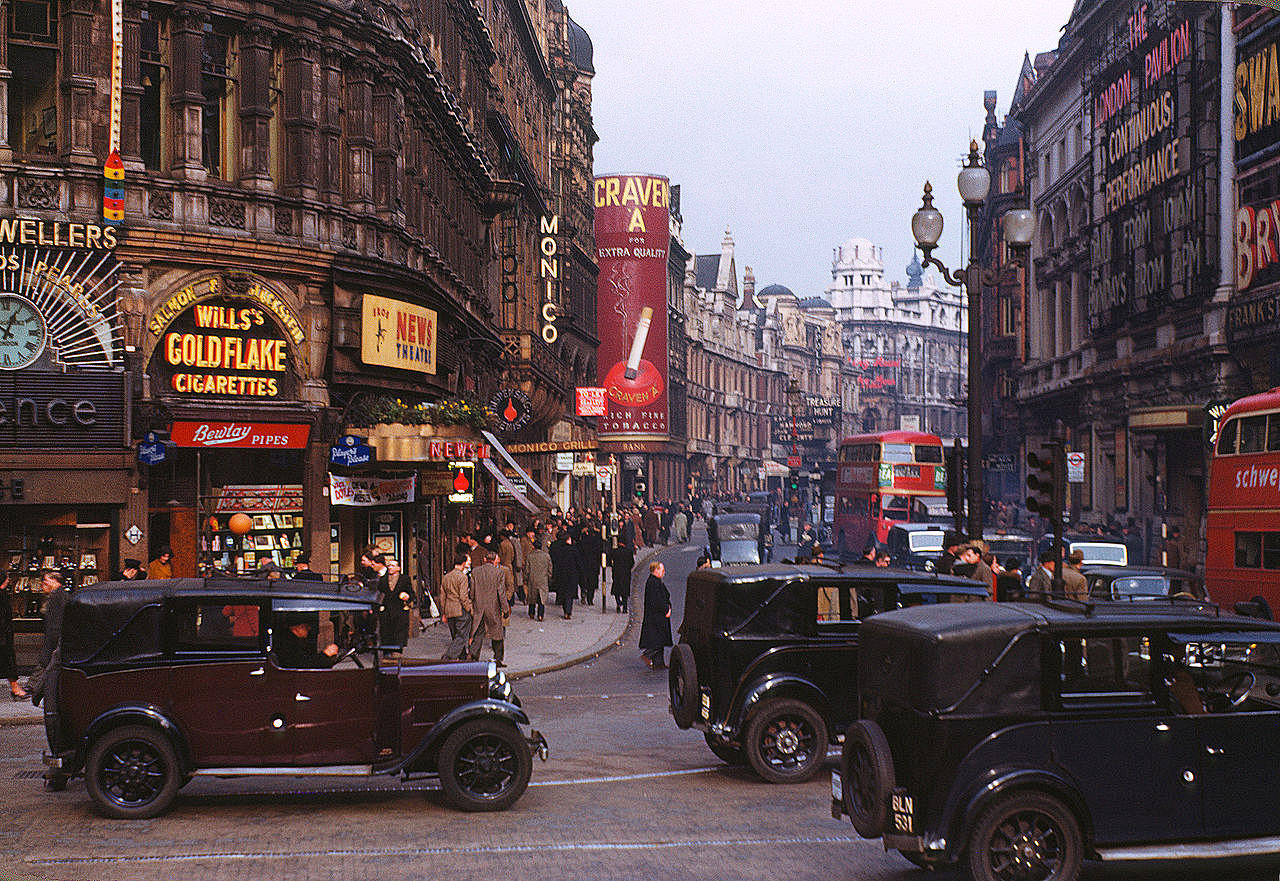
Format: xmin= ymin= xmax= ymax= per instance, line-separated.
xmin=228 ymin=513 xmax=253 ymax=535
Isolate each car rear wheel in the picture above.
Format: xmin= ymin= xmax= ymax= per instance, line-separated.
xmin=967 ymin=791 xmax=1083 ymax=881
xmin=744 ymin=698 xmax=828 ymax=783
xmin=438 ymin=718 xmax=532 ymax=812
xmin=704 ymin=731 xmax=744 ymax=765
xmin=668 ymin=644 xmax=699 ymax=729
xmin=842 ymin=720 xmax=895 ymax=837
xmin=85 ymin=725 xmax=181 ymax=819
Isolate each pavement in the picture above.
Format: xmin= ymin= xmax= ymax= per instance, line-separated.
xmin=0 ymin=536 xmax=674 ymax=728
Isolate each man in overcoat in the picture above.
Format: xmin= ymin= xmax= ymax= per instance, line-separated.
xmin=468 ymin=550 xmax=510 ymax=666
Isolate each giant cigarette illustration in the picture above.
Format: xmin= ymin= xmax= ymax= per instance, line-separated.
xmin=624 ymin=307 xmax=653 ymax=380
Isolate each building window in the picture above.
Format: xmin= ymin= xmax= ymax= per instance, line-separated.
xmin=999 ymin=297 xmax=1017 ymax=338
xmin=201 ymin=25 xmax=237 ymax=180
xmin=8 ymin=0 xmax=59 ymax=156
xmin=139 ymin=10 xmax=168 ymax=170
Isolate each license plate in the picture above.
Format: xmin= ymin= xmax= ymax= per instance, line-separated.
xmin=891 ymin=789 xmax=915 ymax=834
xmin=831 ymin=770 xmax=843 ymax=803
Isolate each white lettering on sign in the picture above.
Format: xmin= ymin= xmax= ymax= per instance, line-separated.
xmin=1235 ymin=463 xmax=1280 ymax=490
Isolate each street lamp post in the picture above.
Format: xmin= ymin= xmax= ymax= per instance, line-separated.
xmin=911 ymin=141 xmax=1034 ymax=541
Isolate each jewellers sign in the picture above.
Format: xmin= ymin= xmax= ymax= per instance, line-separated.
xmin=171 ymin=421 xmax=311 ymax=449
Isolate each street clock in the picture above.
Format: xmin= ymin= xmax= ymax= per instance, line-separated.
xmin=0 ymin=294 xmax=48 ymax=369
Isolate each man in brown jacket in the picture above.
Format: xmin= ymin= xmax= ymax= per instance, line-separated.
xmin=468 ymin=550 xmax=510 ymax=666
xmin=438 ymin=554 xmax=473 ymax=660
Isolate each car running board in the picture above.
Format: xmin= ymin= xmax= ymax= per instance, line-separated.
xmin=1098 ymin=836 xmax=1280 ymax=861
xmin=192 ymin=765 xmax=375 ymax=778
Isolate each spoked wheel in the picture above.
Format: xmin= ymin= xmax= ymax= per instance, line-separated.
xmin=967 ymin=791 xmax=1083 ymax=881
xmin=744 ymin=698 xmax=828 ymax=783
xmin=85 ymin=725 xmax=181 ymax=819
xmin=438 ymin=718 xmax=532 ymax=812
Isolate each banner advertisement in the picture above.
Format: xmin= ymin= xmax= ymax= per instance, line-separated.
xmin=361 ymin=294 xmax=437 ymax=375
xmin=328 ymin=474 xmax=416 ymax=506
xmin=594 ymin=174 xmax=670 ymax=442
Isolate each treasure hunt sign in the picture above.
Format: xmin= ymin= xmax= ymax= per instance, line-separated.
xmin=1087 ymin=1 xmax=1216 ymax=333
xmin=361 ymin=294 xmax=437 ymax=375
xmin=594 ymin=174 xmax=670 ymax=443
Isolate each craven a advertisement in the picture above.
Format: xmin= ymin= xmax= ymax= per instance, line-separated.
xmin=594 ymin=174 xmax=670 ymax=442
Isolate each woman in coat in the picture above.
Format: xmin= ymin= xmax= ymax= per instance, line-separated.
xmin=610 ymin=541 xmax=635 ymax=613
xmin=1 ymin=574 xmax=27 ymax=699
xmin=524 ymin=539 xmax=552 ymax=621
xmin=380 ymin=557 xmax=414 ymax=651
xmin=638 ymin=560 xmax=672 ymax=669
xmin=549 ymin=530 xmax=581 ymax=619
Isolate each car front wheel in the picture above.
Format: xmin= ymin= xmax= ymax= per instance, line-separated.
xmin=744 ymin=698 xmax=828 ymax=783
xmin=85 ymin=725 xmax=182 ymax=819
xmin=438 ymin=718 xmax=532 ymax=812
xmin=967 ymin=791 xmax=1083 ymax=881
xmin=668 ymin=644 xmax=699 ymax=729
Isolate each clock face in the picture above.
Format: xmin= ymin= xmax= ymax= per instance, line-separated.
xmin=0 ymin=294 xmax=48 ymax=370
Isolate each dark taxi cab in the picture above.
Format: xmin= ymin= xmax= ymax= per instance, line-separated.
xmin=667 ymin=563 xmax=987 ymax=783
xmin=832 ymin=599 xmax=1280 ymax=881
xmin=42 ymin=578 xmax=546 ymax=818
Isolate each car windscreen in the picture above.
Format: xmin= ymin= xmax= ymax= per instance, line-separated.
xmin=1110 ymin=576 xmax=1169 ymax=598
xmin=987 ymin=538 xmax=1032 ymax=559
xmin=1072 ymin=542 xmax=1127 ymax=565
xmin=908 ymin=532 xmax=944 ymax=553
xmin=719 ymin=540 xmax=760 ymax=564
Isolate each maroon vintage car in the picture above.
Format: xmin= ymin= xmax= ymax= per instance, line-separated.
xmin=42 ymin=579 xmax=546 ymax=818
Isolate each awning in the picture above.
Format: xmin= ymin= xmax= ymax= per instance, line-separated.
xmin=482 ymin=459 xmax=540 ymax=514
xmin=762 ymin=459 xmax=790 ymax=477
xmin=481 ymin=429 xmax=555 ymax=506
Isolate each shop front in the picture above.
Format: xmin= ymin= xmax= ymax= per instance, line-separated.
xmin=0 ymin=215 xmax=131 ymax=666
xmin=140 ymin=274 xmax=325 ymax=576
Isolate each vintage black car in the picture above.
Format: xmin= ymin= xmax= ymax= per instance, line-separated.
xmin=1082 ymin=565 xmax=1205 ymax=602
xmin=885 ymin=524 xmax=945 ymax=571
xmin=707 ymin=511 xmax=770 ymax=564
xmin=667 ymin=564 xmax=988 ymax=783
xmin=42 ymin=579 xmax=546 ymax=818
xmin=832 ymin=599 xmax=1280 ymax=881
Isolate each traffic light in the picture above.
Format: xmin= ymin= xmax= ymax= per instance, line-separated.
xmin=789 ymin=469 xmax=800 ymax=492
xmin=1025 ymin=446 xmax=1065 ymax=523
xmin=945 ymin=442 xmax=964 ymax=517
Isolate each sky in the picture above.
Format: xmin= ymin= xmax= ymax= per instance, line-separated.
xmin=569 ymin=0 xmax=1077 ymax=299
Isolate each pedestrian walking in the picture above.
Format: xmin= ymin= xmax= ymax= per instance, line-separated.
xmin=380 ymin=556 xmax=413 ymax=651
xmin=550 ymin=529 xmax=580 ymax=619
xmin=672 ymin=507 xmax=689 ymax=544
xmin=1 ymin=574 xmax=28 ymax=700
xmin=467 ymin=550 xmax=509 ymax=666
xmin=578 ymin=518 xmax=604 ymax=606
xmin=438 ymin=554 xmax=473 ymax=659
xmin=638 ymin=560 xmax=672 ymax=669
xmin=525 ymin=539 xmax=552 ymax=621
xmin=610 ymin=541 xmax=635 ymax=613
xmin=147 ymin=546 xmax=173 ymax=579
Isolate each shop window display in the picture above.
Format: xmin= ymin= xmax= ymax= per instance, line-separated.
xmin=201 ymin=485 xmax=304 ymax=574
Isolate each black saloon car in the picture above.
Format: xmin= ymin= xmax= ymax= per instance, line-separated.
xmin=707 ymin=511 xmax=770 ymax=564
xmin=43 ymin=579 xmax=546 ymax=818
xmin=832 ymin=599 xmax=1280 ymax=881
xmin=667 ymin=564 xmax=988 ymax=783
xmin=1082 ymin=565 xmax=1205 ymax=602
xmin=885 ymin=524 xmax=945 ymax=571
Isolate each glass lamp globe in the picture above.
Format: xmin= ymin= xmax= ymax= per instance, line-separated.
xmin=1002 ymin=208 xmax=1036 ymax=247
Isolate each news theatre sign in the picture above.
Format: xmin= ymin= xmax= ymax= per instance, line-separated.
xmin=1088 ymin=1 xmax=1216 ymax=333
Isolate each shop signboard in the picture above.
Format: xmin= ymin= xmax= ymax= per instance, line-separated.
xmin=496 ymin=474 xmax=528 ymax=497
xmin=576 ymin=387 xmax=607 ymax=417
xmin=447 ymin=462 xmax=474 ymax=504
xmin=555 ymin=452 xmax=574 ymax=472
xmin=571 ymin=459 xmax=595 ymax=477
xmin=329 ymin=434 xmax=373 ymax=467
xmin=0 ymin=371 xmax=128 ymax=450
xmin=368 ymin=510 xmax=402 ymax=561
xmin=490 ymin=388 xmax=532 ymax=432
xmin=361 ymin=294 xmax=437 ymax=375
xmin=138 ymin=431 xmax=166 ymax=465
xmin=594 ymin=174 xmax=670 ymax=443
xmin=329 ymin=474 xmax=417 ymax=507
xmin=1235 ymin=21 xmax=1280 ymax=165
xmin=171 ymin=421 xmax=310 ymax=449
xmin=1067 ymin=451 xmax=1086 ymax=484
xmin=149 ymin=292 xmax=299 ymax=400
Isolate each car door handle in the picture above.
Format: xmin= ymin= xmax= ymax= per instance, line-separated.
xmin=249 ymin=667 xmax=265 ymax=676
xmin=1205 ymin=746 xmax=1225 ymax=756
xmin=295 ymin=692 xmax=311 ymax=702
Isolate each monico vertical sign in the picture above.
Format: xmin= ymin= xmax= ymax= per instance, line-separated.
xmin=1088 ymin=1 xmax=1216 ymax=333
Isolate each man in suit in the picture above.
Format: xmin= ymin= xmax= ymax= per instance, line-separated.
xmin=467 ymin=550 xmax=510 ymax=666
xmin=438 ymin=554 xmax=473 ymax=659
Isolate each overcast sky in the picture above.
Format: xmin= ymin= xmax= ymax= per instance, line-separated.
xmin=569 ymin=0 xmax=1077 ymax=298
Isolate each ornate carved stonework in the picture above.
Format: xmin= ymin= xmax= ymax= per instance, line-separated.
xmin=209 ymin=195 xmax=246 ymax=229
xmin=149 ymin=191 xmax=174 ymax=220
xmin=342 ymin=220 xmax=357 ymax=250
xmin=17 ymin=178 xmax=59 ymax=210
xmin=274 ymin=205 xmax=293 ymax=236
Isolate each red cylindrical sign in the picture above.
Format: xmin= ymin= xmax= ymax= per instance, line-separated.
xmin=594 ymin=174 xmax=670 ymax=442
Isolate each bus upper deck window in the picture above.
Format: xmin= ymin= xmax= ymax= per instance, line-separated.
xmin=1217 ymin=417 xmax=1237 ymax=455
xmin=914 ymin=445 xmax=943 ymax=463
xmin=1267 ymin=415 xmax=1280 ymax=452
xmin=1240 ymin=415 xmax=1267 ymax=454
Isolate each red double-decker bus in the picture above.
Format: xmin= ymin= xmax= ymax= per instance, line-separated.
xmin=833 ymin=431 xmax=946 ymax=557
xmin=1206 ymin=389 xmax=1280 ymax=614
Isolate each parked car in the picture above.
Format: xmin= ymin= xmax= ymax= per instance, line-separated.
xmin=668 ymin=563 xmax=988 ymax=783
xmin=983 ymin=532 xmax=1036 ymax=577
xmin=832 ymin=599 xmax=1280 ymax=880
xmin=707 ymin=511 xmax=770 ymax=564
xmin=1083 ymin=565 xmax=1206 ymax=602
xmin=885 ymin=524 xmax=945 ymax=571
xmin=1039 ymin=533 xmax=1128 ymax=566
xmin=43 ymin=578 xmax=547 ymax=818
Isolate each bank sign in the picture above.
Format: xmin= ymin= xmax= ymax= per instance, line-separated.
xmin=1088 ymin=1 xmax=1216 ymax=333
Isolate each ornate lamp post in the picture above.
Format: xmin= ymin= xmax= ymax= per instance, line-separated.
xmin=911 ymin=141 xmax=1034 ymax=541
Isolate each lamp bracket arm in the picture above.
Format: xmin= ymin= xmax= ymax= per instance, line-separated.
xmin=920 ymin=252 xmax=964 ymax=288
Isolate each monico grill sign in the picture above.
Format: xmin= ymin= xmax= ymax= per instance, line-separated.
xmin=1089 ymin=1 xmax=1216 ymax=333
